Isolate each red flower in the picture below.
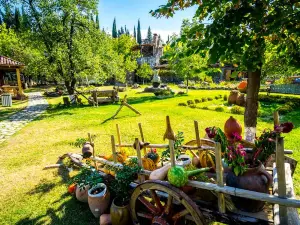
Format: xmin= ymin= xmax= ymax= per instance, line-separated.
xmin=205 ymin=127 xmax=216 ymax=139
xmin=274 ymin=122 xmax=294 ymax=134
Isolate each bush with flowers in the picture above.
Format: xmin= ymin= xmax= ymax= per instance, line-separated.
xmin=205 ymin=121 xmax=294 ymax=176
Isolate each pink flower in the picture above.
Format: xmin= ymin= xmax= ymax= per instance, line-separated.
xmin=232 ymin=132 xmax=242 ymax=141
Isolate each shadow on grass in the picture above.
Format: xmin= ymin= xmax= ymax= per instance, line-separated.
xmin=27 ymin=179 xmax=56 ymax=195
xmin=15 ymin=194 xmax=98 ymax=225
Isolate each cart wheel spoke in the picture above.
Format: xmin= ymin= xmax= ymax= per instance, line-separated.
xmin=164 ymin=195 xmax=173 ymax=215
xmin=150 ymin=190 xmax=164 ymax=213
xmin=138 ymin=196 xmax=160 ymax=215
xmin=172 ymin=209 xmax=189 ymax=221
xmin=137 ymin=212 xmax=154 ymax=220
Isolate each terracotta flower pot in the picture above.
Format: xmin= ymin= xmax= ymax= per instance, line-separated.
xmin=75 ymin=185 xmax=89 ymax=203
xmin=228 ymin=90 xmax=239 ymax=104
xmin=88 ymin=183 xmax=110 ymax=218
xmin=226 ymin=162 xmax=272 ymax=212
xmin=110 ymin=198 xmax=130 ymax=225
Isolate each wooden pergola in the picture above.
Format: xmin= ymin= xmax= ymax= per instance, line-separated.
xmin=0 ymin=56 xmax=25 ymax=95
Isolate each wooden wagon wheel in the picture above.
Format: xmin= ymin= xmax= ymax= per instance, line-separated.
xmin=130 ymin=180 xmax=206 ymax=225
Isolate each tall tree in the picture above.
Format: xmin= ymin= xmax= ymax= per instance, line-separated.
xmin=137 ymin=19 xmax=142 ymax=45
xmin=95 ymin=13 xmax=99 ymax=29
xmin=147 ymin=26 xmax=152 ymax=43
xmin=133 ymin=25 xmax=136 ymax=40
xmin=120 ymin=26 xmax=124 ymax=35
xmin=14 ymin=8 xmax=21 ymax=31
xmin=151 ymin=0 xmax=300 ymax=141
xmin=21 ymin=6 xmax=30 ymax=30
xmin=112 ymin=17 xmax=117 ymax=38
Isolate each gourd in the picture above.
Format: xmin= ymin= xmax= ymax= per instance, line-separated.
xmin=192 ymin=156 xmax=200 ymax=167
xmin=168 ymin=166 xmax=210 ymax=187
xmin=103 ymin=152 xmax=127 ymax=163
xmin=149 ymin=164 xmax=171 ymax=180
xmin=224 ymin=116 xmax=242 ymax=139
xmin=68 ymin=184 xmax=76 ymax=194
xmin=238 ymin=80 xmax=247 ymax=93
xmin=142 ymin=158 xmax=157 ymax=171
xmin=199 ymin=150 xmax=215 ymax=168
xmin=145 ymin=149 xmax=160 ymax=164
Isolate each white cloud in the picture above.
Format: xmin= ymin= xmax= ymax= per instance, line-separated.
xmin=141 ymin=29 xmax=179 ymax=43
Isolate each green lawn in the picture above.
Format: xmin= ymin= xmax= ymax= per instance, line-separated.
xmin=0 ymin=87 xmax=299 ymax=224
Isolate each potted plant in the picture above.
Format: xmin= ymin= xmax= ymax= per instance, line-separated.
xmin=88 ymin=183 xmax=110 ymax=218
xmin=109 ymin=159 xmax=141 ymax=225
xmin=205 ymin=122 xmax=294 ymax=212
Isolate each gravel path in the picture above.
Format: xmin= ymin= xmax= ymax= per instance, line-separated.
xmin=0 ymin=92 xmax=48 ymax=144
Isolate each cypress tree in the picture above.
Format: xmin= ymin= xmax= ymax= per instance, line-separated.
xmin=90 ymin=14 xmax=94 ymax=23
xmin=96 ymin=13 xmax=99 ymax=29
xmin=14 ymin=8 xmax=21 ymax=31
xmin=147 ymin=26 xmax=152 ymax=43
xmin=167 ymin=35 xmax=170 ymax=43
xmin=112 ymin=18 xmax=117 ymax=38
xmin=137 ymin=19 xmax=142 ymax=45
xmin=133 ymin=26 xmax=137 ymax=40
xmin=120 ymin=26 xmax=124 ymax=35
xmin=21 ymin=6 xmax=30 ymax=30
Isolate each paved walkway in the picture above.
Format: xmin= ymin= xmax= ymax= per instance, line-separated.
xmin=0 ymin=92 xmax=48 ymax=144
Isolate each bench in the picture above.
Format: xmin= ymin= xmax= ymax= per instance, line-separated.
xmin=88 ymin=90 xmax=119 ymax=105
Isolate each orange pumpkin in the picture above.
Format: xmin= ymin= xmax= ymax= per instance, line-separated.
xmin=238 ymin=81 xmax=247 ymax=93
xmin=68 ymin=183 xmax=76 ymax=194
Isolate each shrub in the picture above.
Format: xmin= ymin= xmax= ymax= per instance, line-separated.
xmin=178 ymin=102 xmax=187 ymax=106
xmin=215 ymin=106 xmax=225 ymax=112
xmin=202 ymin=106 xmax=209 ymax=110
xmin=214 ymin=96 xmax=219 ymax=100
xmin=207 ymin=97 xmax=213 ymax=101
xmin=189 ymin=104 xmax=196 ymax=108
xmin=154 ymin=90 xmax=174 ymax=96
xmin=277 ymin=104 xmax=293 ymax=115
xmin=187 ymin=100 xmax=194 ymax=105
xmin=223 ymin=95 xmax=228 ymax=101
xmin=177 ymin=91 xmax=186 ymax=95
xmin=195 ymin=99 xmax=201 ymax=103
xmin=230 ymin=106 xmax=244 ymax=115
xmin=202 ymin=97 xmax=207 ymax=102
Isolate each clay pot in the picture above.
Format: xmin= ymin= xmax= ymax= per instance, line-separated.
xmin=228 ymin=90 xmax=239 ymax=104
xmin=236 ymin=94 xmax=246 ymax=107
xmin=110 ymin=198 xmax=130 ymax=225
xmin=224 ymin=116 xmax=242 ymax=139
xmin=100 ymin=214 xmax=112 ymax=225
xmin=82 ymin=142 xmax=93 ymax=158
xmin=226 ymin=162 xmax=272 ymax=212
xmin=75 ymin=185 xmax=89 ymax=203
xmin=88 ymin=183 xmax=110 ymax=218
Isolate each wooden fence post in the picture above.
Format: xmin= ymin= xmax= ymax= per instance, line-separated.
xmin=88 ymin=133 xmax=97 ymax=170
xmin=276 ymin=137 xmax=288 ymax=224
xmin=116 ymin=124 xmax=122 ymax=152
xmin=135 ymin=138 xmax=145 ymax=182
xmin=274 ymin=111 xmax=280 ymax=126
xmin=138 ymin=123 xmax=147 ymax=155
xmin=194 ymin=120 xmax=201 ymax=158
xmin=215 ymin=142 xmax=226 ymax=213
xmin=111 ymin=135 xmax=117 ymax=163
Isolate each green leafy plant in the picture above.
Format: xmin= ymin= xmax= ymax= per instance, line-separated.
xmin=230 ymin=106 xmax=244 ymax=115
xmin=161 ymin=131 xmax=184 ymax=164
xmin=110 ymin=162 xmax=141 ymax=205
xmin=71 ymin=135 xmax=96 ymax=148
xmin=215 ymin=106 xmax=225 ymax=112
xmin=71 ymin=163 xmax=103 ymax=191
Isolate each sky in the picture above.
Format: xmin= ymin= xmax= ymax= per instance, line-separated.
xmin=98 ymin=0 xmax=197 ymax=42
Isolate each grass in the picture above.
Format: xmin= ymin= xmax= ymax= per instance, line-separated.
xmin=0 ymin=86 xmax=299 ymax=224
xmin=0 ymin=98 xmax=28 ymax=122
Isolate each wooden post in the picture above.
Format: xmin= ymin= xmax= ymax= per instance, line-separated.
xmin=111 ymin=135 xmax=117 ymax=163
xmin=194 ymin=121 xmax=201 ymax=158
xmin=169 ymin=139 xmax=176 ymax=167
xmin=276 ymin=137 xmax=288 ymax=224
xmin=135 ymin=138 xmax=145 ymax=182
xmin=88 ymin=133 xmax=97 ymax=170
xmin=116 ymin=124 xmax=122 ymax=152
xmin=16 ymin=68 xmax=23 ymax=94
xmin=138 ymin=123 xmax=147 ymax=155
xmin=215 ymin=142 xmax=226 ymax=213
xmin=274 ymin=111 xmax=280 ymax=127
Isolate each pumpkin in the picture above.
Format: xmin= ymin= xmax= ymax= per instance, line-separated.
xmin=142 ymin=158 xmax=157 ymax=171
xmin=199 ymin=150 xmax=215 ymax=168
xmin=224 ymin=116 xmax=242 ymax=139
xmin=68 ymin=183 xmax=76 ymax=194
xmin=103 ymin=152 xmax=127 ymax=163
xmin=238 ymin=81 xmax=247 ymax=93
xmin=145 ymin=149 xmax=160 ymax=164
xmin=167 ymin=166 xmax=210 ymax=187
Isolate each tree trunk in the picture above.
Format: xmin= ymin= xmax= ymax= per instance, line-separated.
xmin=65 ymin=78 xmax=76 ymax=95
xmin=186 ymin=79 xmax=189 ymax=94
xmin=244 ymin=69 xmax=261 ymax=142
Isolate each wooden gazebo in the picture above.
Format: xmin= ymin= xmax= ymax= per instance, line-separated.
xmin=0 ymin=56 xmax=25 ymax=95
